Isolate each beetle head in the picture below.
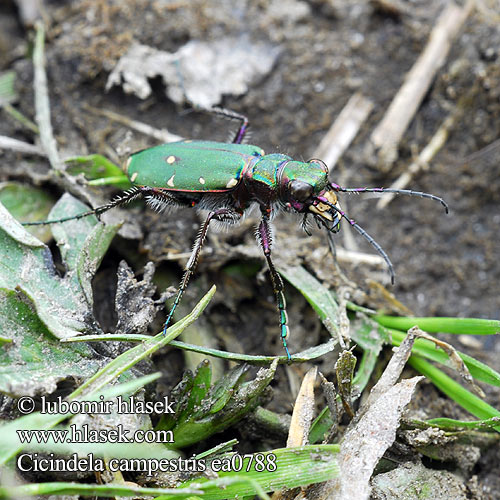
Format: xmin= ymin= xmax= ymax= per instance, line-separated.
xmin=280 ymin=159 xmax=328 ymax=207
xmin=279 ymin=159 xmax=342 ymax=230
xmin=279 ymin=157 xmax=400 ymax=283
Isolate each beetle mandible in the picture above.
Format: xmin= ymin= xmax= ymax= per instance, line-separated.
xmin=25 ymin=107 xmax=449 ymax=360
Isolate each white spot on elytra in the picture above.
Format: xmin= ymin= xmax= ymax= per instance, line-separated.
xmin=125 ymin=156 xmax=132 ymax=173
xmin=130 ymin=172 xmax=138 ymax=182
xmin=226 ymin=178 xmax=238 ymax=189
xmin=167 ymin=155 xmax=176 ymax=164
xmin=167 ymin=174 xmax=175 ymax=187
xmin=199 ymin=177 xmax=205 ymax=184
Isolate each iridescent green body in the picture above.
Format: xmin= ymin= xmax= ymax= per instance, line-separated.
xmin=125 ymin=140 xmax=330 ymax=214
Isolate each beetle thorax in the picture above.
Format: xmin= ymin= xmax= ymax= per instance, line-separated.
xmin=242 ymin=154 xmax=291 ymax=206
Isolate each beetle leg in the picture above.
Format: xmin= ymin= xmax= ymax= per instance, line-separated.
xmin=162 ymin=208 xmax=241 ymax=334
xmin=257 ymin=210 xmax=291 ymax=361
xmin=22 ymin=186 xmax=144 ymax=226
xmin=326 ymin=230 xmax=337 ymax=259
xmin=199 ymin=107 xmax=250 ymax=144
xmin=301 ymin=213 xmax=312 ymax=236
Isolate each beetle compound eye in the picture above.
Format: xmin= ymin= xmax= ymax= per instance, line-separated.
xmin=290 ymin=180 xmax=313 ymax=202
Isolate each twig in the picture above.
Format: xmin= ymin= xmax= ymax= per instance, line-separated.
xmin=314 ymin=92 xmax=373 ymax=171
xmin=314 ymin=94 xmax=372 ymax=253
xmin=336 ymin=287 xmax=351 ymax=349
xmin=32 ymin=22 xmax=100 ymax=207
xmin=376 ymin=108 xmax=460 ymax=209
xmin=0 ymin=135 xmax=46 ymax=156
xmin=369 ymin=0 xmax=475 ymax=169
xmin=3 ymin=104 xmax=39 ymax=134
xmin=376 ymin=82 xmax=477 ymax=209
xmin=83 ymin=104 xmax=183 ymax=143
xmin=335 ymin=247 xmax=386 ymax=268
xmin=33 ymin=21 xmax=64 ymax=172
xmin=475 ymin=0 xmax=500 ymax=23
xmin=163 ymin=251 xmax=196 ymax=261
xmin=412 ymin=328 xmax=485 ymax=398
xmin=14 ymin=0 xmax=43 ymax=27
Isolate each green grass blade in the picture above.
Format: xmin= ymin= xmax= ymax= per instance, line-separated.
xmin=88 ymin=175 xmax=130 ymax=187
xmin=158 ymin=445 xmax=340 ymax=500
xmin=351 ymin=320 xmax=500 ymax=388
xmin=64 ymin=154 xmax=131 ymax=189
xmin=63 ymin=335 xmax=337 ymax=365
xmin=0 ymin=70 xmax=17 ymax=105
xmin=374 ymin=316 xmax=500 ymax=335
xmin=70 ymin=286 xmax=216 ymax=398
xmin=408 ymin=355 xmax=500 ymax=431
xmin=0 ymin=483 xmax=202 ymax=498
xmin=424 ymin=417 xmax=500 ymax=430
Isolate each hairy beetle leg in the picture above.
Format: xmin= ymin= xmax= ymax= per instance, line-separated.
xmin=257 ymin=209 xmax=292 ymax=361
xmin=22 ymin=187 xmax=145 ymax=226
xmin=162 ymin=208 xmax=242 ymax=335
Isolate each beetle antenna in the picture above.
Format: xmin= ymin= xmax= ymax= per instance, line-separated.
xmin=319 ymin=198 xmax=395 ymax=284
xmin=329 ymin=184 xmax=449 ymax=214
xmin=22 ymin=187 xmax=144 ymax=226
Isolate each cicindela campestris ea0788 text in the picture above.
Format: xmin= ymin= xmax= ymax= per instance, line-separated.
xmin=24 ymin=107 xmax=449 ymax=360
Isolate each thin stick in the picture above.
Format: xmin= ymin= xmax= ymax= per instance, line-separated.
xmin=33 ymin=22 xmax=95 ymax=206
xmin=376 ymin=85 xmax=475 ymax=209
xmin=3 ymin=104 xmax=39 ymax=134
xmin=83 ymin=104 xmax=183 ymax=143
xmin=0 ymin=135 xmax=46 ymax=156
xmin=369 ymin=1 xmax=475 ymax=169
xmin=314 ymin=92 xmax=374 ymax=172
xmin=313 ymin=94 xmax=373 ymax=255
xmin=335 ymin=248 xmax=386 ymax=268
xmin=376 ymin=113 xmax=457 ymax=209
xmin=33 ymin=22 xmax=64 ymax=172
xmin=15 ymin=0 xmax=42 ymax=27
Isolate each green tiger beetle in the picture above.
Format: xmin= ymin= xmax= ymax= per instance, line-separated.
xmin=24 ymin=107 xmax=449 ymax=360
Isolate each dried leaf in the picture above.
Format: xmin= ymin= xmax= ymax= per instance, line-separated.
xmin=107 ymin=39 xmax=280 ymax=108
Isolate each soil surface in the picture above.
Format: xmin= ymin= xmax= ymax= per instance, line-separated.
xmin=1 ymin=0 xmax=499 ymax=498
